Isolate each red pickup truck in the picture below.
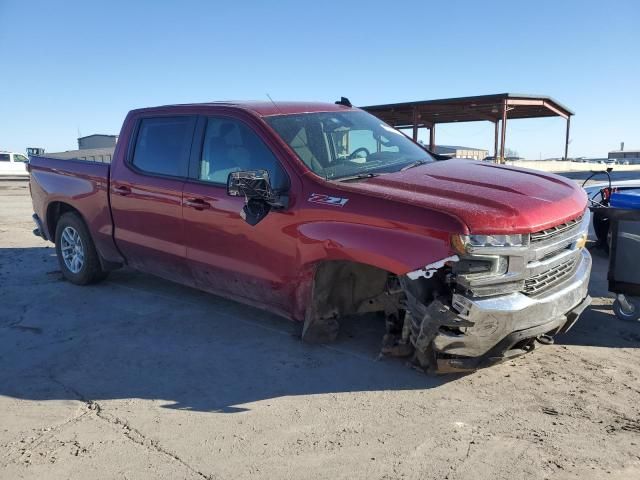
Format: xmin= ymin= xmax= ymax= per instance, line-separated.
xmin=29 ymin=100 xmax=592 ymax=372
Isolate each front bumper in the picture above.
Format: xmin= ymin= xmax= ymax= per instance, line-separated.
xmin=429 ymin=248 xmax=592 ymax=370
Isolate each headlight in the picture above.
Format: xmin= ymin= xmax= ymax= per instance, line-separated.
xmin=468 ymin=234 xmax=525 ymax=247
xmin=452 ymin=234 xmax=526 ymax=254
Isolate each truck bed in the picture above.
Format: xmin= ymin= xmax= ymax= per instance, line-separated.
xmin=29 ymin=155 xmax=121 ymax=265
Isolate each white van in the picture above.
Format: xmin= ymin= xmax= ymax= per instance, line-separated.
xmin=0 ymin=151 xmax=29 ymax=177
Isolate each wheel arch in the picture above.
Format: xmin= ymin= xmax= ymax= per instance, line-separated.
xmin=46 ymin=201 xmax=122 ymax=272
xmin=290 ymin=220 xmax=456 ymax=324
xmin=46 ymin=201 xmax=85 ymax=241
xmin=293 ymin=258 xmax=405 ymax=343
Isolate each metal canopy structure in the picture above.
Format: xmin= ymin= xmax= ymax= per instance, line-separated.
xmin=362 ymin=93 xmax=574 ymax=162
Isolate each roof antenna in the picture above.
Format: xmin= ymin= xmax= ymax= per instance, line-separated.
xmin=335 ymin=96 xmax=352 ymax=107
xmin=266 ymin=93 xmax=284 ymax=114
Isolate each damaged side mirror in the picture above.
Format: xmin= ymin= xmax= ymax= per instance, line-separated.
xmin=227 ymin=170 xmax=287 ymax=226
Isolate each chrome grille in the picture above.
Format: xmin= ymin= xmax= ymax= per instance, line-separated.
xmin=455 ymin=210 xmax=588 ymax=298
xmin=523 ymin=257 xmax=578 ymax=296
xmin=530 ymin=215 xmax=583 ymax=244
xmin=539 ymin=246 xmax=572 ymax=262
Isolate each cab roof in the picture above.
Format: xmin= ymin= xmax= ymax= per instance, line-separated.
xmin=130 ymin=101 xmax=355 ymax=117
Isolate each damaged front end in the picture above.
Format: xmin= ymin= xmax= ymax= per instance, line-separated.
xmin=301 ymin=213 xmax=592 ymax=373
xmin=399 ymin=214 xmax=593 ymax=372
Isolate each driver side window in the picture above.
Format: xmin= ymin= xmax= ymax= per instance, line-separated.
xmin=200 ymin=117 xmax=288 ymax=190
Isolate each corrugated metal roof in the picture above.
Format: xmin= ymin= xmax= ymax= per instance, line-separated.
xmin=363 ymin=93 xmax=573 ymax=127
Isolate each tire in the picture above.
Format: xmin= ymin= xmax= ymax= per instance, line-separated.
xmin=55 ymin=212 xmax=108 ymax=285
xmin=613 ymin=296 xmax=640 ymax=322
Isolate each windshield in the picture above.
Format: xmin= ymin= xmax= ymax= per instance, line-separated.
xmin=265 ymin=110 xmax=433 ymax=180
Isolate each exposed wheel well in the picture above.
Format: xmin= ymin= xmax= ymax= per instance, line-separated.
xmin=301 ymin=260 xmax=404 ymax=343
xmin=312 ymin=261 xmax=398 ymax=318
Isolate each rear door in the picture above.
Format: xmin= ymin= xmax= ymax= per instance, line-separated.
xmin=181 ymin=113 xmax=298 ymax=312
xmin=110 ymin=115 xmax=196 ymax=283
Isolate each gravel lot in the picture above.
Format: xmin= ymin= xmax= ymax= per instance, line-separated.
xmin=1 ymin=179 xmax=639 ymax=479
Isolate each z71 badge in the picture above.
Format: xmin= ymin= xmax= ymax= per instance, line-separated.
xmin=308 ymin=193 xmax=349 ymax=207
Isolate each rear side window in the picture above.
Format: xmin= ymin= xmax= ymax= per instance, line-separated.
xmin=0 ymin=154 xmax=9 ymax=162
xmin=132 ymin=116 xmax=196 ymax=177
xmin=14 ymin=154 xmax=29 ymax=162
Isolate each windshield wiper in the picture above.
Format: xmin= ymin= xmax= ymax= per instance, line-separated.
xmin=335 ymin=172 xmax=380 ymax=182
xmin=400 ymin=159 xmax=429 ymax=171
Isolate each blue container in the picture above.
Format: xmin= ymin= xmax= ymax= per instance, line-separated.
xmin=610 ymin=189 xmax=640 ymax=210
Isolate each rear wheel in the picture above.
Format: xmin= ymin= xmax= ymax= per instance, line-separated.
xmin=55 ymin=212 xmax=108 ymax=285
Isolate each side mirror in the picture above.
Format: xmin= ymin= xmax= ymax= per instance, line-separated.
xmin=227 ymin=170 xmax=276 ymax=202
xmin=227 ymin=170 xmax=285 ymax=226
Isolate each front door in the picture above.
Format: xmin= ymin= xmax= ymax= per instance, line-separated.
xmin=110 ymin=115 xmax=196 ymax=283
xmin=182 ymin=114 xmax=298 ymax=314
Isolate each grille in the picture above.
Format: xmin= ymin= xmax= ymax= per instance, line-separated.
xmin=539 ymin=246 xmax=572 ymax=262
xmin=530 ymin=215 xmax=583 ymax=244
xmin=523 ymin=257 xmax=578 ymax=296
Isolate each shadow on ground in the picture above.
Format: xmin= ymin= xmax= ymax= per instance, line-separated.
xmin=559 ymin=303 xmax=640 ymax=348
xmin=556 ymin=246 xmax=640 ymax=348
xmin=0 ymin=247 xmax=457 ymax=414
xmin=1 ymin=246 xmax=638 ymax=414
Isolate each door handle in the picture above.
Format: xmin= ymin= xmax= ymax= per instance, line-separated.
xmin=113 ymin=185 xmax=132 ymax=196
xmin=184 ymin=198 xmax=211 ymax=210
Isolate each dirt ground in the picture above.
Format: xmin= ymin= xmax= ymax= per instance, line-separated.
xmin=1 ymin=179 xmax=639 ymax=480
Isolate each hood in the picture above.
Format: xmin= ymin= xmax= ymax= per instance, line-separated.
xmin=347 ymin=160 xmax=587 ymax=234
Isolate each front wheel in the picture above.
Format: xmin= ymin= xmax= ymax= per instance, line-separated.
xmin=55 ymin=212 xmax=108 ymax=285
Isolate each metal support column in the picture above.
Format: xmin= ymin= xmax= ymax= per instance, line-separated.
xmin=429 ymin=124 xmax=436 ymax=151
xmin=499 ymin=100 xmax=507 ymax=163
xmin=412 ymin=108 xmax=418 ymax=141
xmin=564 ymin=116 xmax=571 ymax=161
xmin=494 ymin=120 xmax=500 ymax=163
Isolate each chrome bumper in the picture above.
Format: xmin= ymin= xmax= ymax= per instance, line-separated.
xmin=433 ymin=248 xmax=592 ymax=359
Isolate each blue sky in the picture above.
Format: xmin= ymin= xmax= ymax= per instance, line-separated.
xmin=1 ymin=0 xmax=638 ymax=159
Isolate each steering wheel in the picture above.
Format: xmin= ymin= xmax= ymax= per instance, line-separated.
xmin=349 ymin=147 xmax=370 ymax=160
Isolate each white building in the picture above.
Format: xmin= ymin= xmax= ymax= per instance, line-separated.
xmin=433 ymin=145 xmax=489 ymax=161
xmin=608 ymin=149 xmax=640 ymax=164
